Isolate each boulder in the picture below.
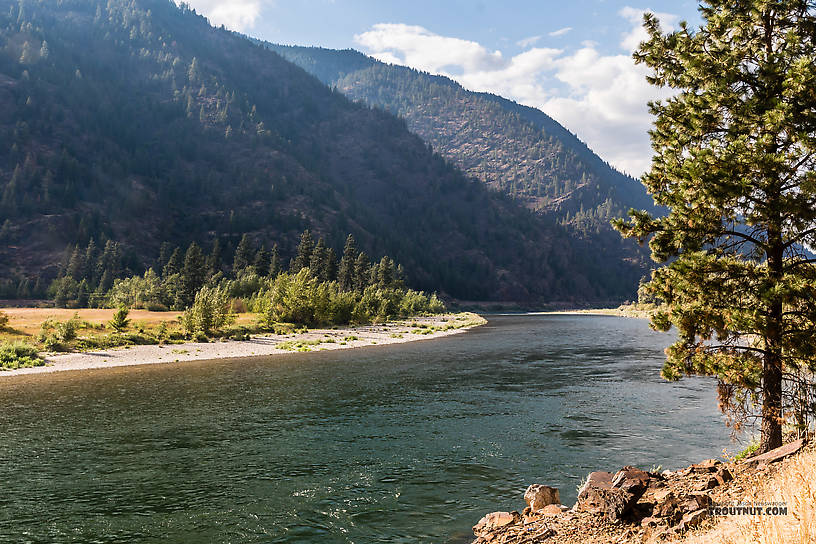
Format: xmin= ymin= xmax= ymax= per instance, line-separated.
xmin=576 ymin=470 xmax=644 ymax=522
xmin=612 ymin=466 xmax=651 ymax=495
xmin=524 ymin=484 xmax=561 ymax=512
xmin=472 ymin=511 xmax=519 ymax=537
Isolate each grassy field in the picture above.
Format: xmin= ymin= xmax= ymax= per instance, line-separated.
xmin=0 ymin=307 xmax=258 ymax=345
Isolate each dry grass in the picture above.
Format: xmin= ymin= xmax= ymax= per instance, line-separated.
xmin=0 ymin=307 xmax=256 ymax=340
xmin=677 ymin=447 xmax=815 ymax=544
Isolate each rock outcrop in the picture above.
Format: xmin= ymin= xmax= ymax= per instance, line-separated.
xmin=470 ymin=439 xmax=808 ymax=544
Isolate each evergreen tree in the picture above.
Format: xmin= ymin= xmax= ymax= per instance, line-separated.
xmin=233 ymin=234 xmax=254 ymax=274
xmin=180 ymin=242 xmax=207 ymax=308
xmin=269 ymin=244 xmax=280 ymax=278
xmin=291 ymin=229 xmax=314 ymax=272
xmin=309 ymin=238 xmax=329 ymax=281
xmin=353 ymin=252 xmax=370 ymax=292
xmin=163 ymin=247 xmax=182 ymax=277
xmin=325 ymin=247 xmax=338 ymax=282
xmin=376 ymin=256 xmax=395 ymax=288
xmin=253 ymin=244 xmax=271 ymax=277
xmin=337 ymin=234 xmax=358 ymax=291
xmin=616 ymin=0 xmax=816 ymax=453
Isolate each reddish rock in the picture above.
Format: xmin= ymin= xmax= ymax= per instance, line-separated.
xmin=577 ymin=470 xmax=644 ymax=522
xmin=524 ymin=484 xmax=561 ymax=512
xmin=472 ymin=511 xmax=519 ymax=537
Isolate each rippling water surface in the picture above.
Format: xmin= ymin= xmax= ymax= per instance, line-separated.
xmin=0 ymin=315 xmax=732 ymax=543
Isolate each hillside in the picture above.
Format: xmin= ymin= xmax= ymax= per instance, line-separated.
xmin=266 ymin=45 xmax=656 ymax=278
xmin=0 ymin=0 xmax=643 ymax=303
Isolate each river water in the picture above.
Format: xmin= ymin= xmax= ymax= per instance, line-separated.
xmin=0 ymin=315 xmax=734 ymax=543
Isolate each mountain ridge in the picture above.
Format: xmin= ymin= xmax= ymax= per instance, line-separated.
xmin=0 ymin=0 xmax=644 ymax=303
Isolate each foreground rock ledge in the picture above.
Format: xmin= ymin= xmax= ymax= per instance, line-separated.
xmin=471 ymin=439 xmax=806 ymax=544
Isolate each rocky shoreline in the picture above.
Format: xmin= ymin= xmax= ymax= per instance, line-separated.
xmin=471 ymin=439 xmax=806 ymax=544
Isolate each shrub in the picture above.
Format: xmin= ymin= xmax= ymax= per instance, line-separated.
xmin=0 ymin=341 xmax=43 ymax=370
xmin=109 ymin=306 xmax=130 ymax=332
xmin=181 ymin=286 xmax=234 ymax=336
xmin=0 ymin=310 xmax=8 ymax=330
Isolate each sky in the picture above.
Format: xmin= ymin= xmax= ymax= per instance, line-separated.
xmin=181 ymin=1 xmax=704 ymax=176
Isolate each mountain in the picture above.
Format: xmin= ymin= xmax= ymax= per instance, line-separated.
xmin=265 ymin=44 xmax=656 ymax=276
xmin=266 ymin=45 xmax=655 ymax=221
xmin=0 ymin=0 xmax=644 ymax=303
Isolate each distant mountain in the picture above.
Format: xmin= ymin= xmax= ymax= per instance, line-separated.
xmin=266 ymin=44 xmax=656 ymax=276
xmin=0 ymin=0 xmax=644 ymax=303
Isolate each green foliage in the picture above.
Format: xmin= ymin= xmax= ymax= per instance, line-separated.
xmin=108 ymin=306 xmax=130 ymax=333
xmin=38 ymin=313 xmax=81 ymax=350
xmin=0 ymin=310 xmax=8 ymax=330
xmin=616 ymin=1 xmax=816 ymax=452
xmin=181 ymin=286 xmax=235 ymax=336
xmin=0 ymin=341 xmax=43 ymax=370
xmin=256 ymin=269 xmax=446 ymax=328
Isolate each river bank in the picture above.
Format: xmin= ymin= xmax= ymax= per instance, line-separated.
xmin=470 ymin=438 xmax=811 ymax=544
xmin=0 ymin=313 xmax=486 ymax=377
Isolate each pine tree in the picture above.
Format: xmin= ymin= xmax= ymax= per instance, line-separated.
xmin=163 ymin=247 xmax=182 ymax=277
xmin=291 ymin=229 xmax=314 ymax=272
xmin=616 ymin=1 xmax=816 ymax=453
xmin=337 ymin=234 xmax=358 ymax=291
xmin=253 ymin=244 xmax=271 ymax=277
xmin=260 ymin=245 xmax=275 ymax=278
xmin=233 ymin=234 xmax=254 ymax=274
xmin=309 ymin=238 xmax=329 ymax=281
xmin=180 ymin=242 xmax=207 ymax=308
xmin=353 ymin=252 xmax=370 ymax=292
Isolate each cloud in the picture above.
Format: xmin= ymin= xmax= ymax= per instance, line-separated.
xmin=516 ymin=35 xmax=542 ymax=47
xmin=354 ymin=10 xmax=679 ymax=176
xmin=355 ymin=24 xmax=508 ymax=75
xmin=180 ymin=0 xmax=263 ymax=32
xmin=618 ymin=6 xmax=678 ymax=51
xmin=548 ymin=27 xmax=572 ymax=37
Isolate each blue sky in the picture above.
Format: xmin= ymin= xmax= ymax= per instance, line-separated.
xmin=183 ymin=1 xmax=704 ymax=175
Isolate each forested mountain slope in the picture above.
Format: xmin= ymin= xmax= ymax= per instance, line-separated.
xmin=0 ymin=0 xmax=642 ymax=303
xmin=267 ymin=44 xmax=656 ymax=275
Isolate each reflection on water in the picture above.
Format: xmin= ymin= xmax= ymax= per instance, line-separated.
xmin=0 ymin=315 xmax=732 ymax=543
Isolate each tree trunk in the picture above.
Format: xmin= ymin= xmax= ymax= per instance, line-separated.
xmin=760 ymin=348 xmax=783 ymax=453
xmin=761 ymin=212 xmax=784 ymax=453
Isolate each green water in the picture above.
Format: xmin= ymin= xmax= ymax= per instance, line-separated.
xmin=0 ymin=315 xmax=733 ymax=543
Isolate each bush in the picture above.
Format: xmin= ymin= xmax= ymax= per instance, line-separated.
xmin=0 ymin=341 xmax=43 ymax=370
xmin=181 ymin=286 xmax=235 ymax=336
xmin=0 ymin=310 xmax=9 ymax=330
xmin=108 ymin=306 xmax=130 ymax=332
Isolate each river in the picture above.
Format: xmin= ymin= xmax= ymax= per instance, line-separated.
xmin=0 ymin=314 xmax=734 ymax=543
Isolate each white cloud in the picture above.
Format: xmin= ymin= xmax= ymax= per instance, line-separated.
xmin=355 ymin=24 xmax=508 ymax=74
xmin=548 ymin=27 xmax=573 ymax=37
xmin=517 ymin=35 xmax=542 ymax=47
xmin=354 ymin=10 xmax=678 ymax=176
xmin=618 ymin=6 xmax=678 ymax=51
xmin=180 ymin=0 xmax=263 ymax=32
